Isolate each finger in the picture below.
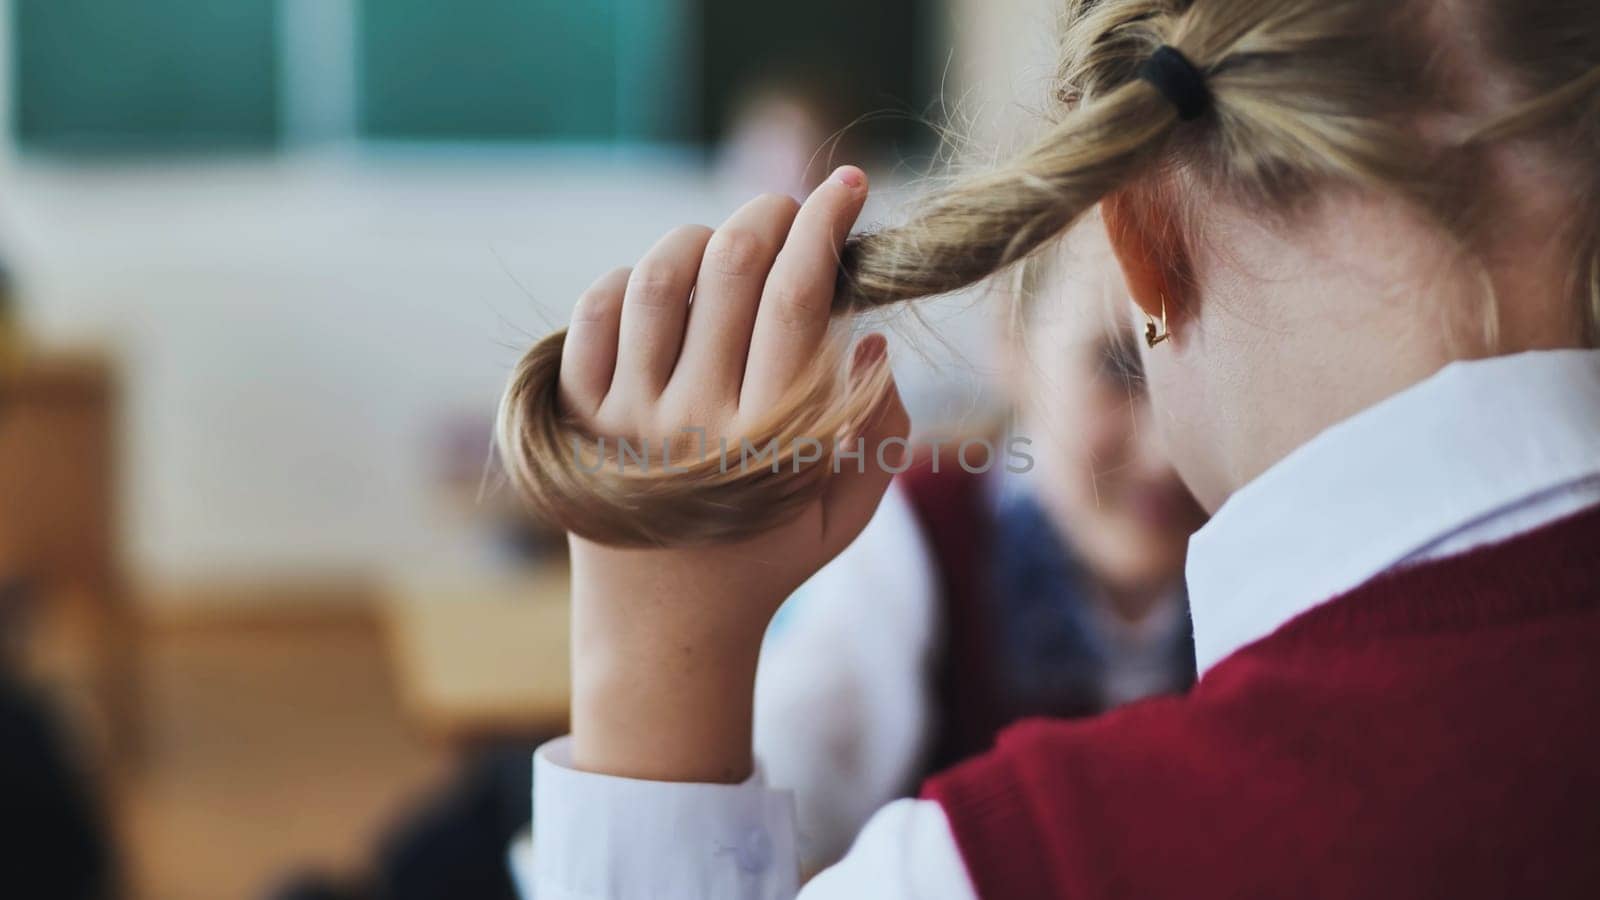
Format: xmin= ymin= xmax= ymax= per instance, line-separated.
xmin=820 ymin=334 xmax=911 ymax=557
xmin=616 ymin=224 xmax=714 ymax=398
xmin=741 ymin=167 xmax=869 ymax=411
xmin=559 ymin=267 xmax=630 ymax=416
xmin=671 ymin=194 xmax=799 ymax=400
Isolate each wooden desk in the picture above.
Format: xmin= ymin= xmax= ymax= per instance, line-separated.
xmin=0 ymin=350 xmax=140 ymax=762
xmin=382 ymin=565 xmax=572 ymax=749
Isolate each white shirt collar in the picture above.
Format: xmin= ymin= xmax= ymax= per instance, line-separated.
xmin=1186 ymin=349 xmax=1600 ymax=676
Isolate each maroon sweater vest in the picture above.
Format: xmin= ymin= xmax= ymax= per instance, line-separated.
xmin=923 ymin=503 xmax=1600 ymax=899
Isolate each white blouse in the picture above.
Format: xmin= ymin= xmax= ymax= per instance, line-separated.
xmin=521 ymin=349 xmax=1600 ymax=900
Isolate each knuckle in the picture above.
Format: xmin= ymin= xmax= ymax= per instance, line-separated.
xmin=673 ymin=223 xmax=715 ymax=243
xmin=766 ymin=284 xmax=826 ymax=332
xmin=627 ymin=262 xmax=688 ymax=310
xmin=571 ymin=269 xmax=628 ymax=324
xmin=572 ymin=299 xmax=618 ymax=327
xmin=654 ymin=396 xmax=731 ymax=439
xmin=757 ymin=192 xmax=801 ymax=217
xmin=705 ymin=229 xmax=773 ymax=278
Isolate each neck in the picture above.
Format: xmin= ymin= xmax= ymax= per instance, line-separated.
xmin=1181 ymin=192 xmax=1584 ymax=512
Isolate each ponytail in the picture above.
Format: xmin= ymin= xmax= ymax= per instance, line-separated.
xmin=834 ymin=84 xmax=1178 ymax=313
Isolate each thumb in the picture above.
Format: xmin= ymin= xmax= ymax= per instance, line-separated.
xmin=819 ymin=334 xmax=911 ymax=557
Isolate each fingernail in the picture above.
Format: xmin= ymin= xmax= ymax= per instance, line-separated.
xmin=831 ymin=166 xmax=866 ymax=190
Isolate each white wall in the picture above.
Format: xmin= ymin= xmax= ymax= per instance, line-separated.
xmin=1 ymin=151 xmax=997 ymax=593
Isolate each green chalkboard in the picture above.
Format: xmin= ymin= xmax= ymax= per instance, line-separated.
xmin=10 ymin=1 xmax=919 ymax=150
xmin=359 ymin=0 xmax=688 ymax=141
xmin=12 ymin=0 xmax=280 ymax=150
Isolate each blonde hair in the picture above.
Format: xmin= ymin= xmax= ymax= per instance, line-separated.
xmin=499 ymin=0 xmax=1600 ymax=547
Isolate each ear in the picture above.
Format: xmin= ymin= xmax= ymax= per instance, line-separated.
xmin=1101 ymin=190 xmax=1193 ymax=333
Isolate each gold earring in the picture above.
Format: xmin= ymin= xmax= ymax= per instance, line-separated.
xmin=1144 ymin=295 xmax=1172 ymax=349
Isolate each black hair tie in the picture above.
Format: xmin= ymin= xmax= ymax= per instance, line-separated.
xmin=1139 ymin=45 xmax=1211 ymax=121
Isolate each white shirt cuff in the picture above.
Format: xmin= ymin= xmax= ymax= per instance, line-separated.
xmin=533 ymin=736 xmax=802 ymax=900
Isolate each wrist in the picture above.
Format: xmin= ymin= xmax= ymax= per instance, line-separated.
xmin=567 ymin=544 xmax=777 ymax=783
xmin=571 ymin=622 xmax=763 ymax=783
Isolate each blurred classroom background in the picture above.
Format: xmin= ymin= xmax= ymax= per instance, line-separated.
xmin=0 ymin=1 xmax=1061 ymax=897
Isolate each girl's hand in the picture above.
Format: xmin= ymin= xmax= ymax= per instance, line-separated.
xmin=556 ymin=166 xmax=910 ymax=783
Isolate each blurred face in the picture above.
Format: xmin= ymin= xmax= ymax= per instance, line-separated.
xmin=1007 ymin=226 xmax=1207 ymax=613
